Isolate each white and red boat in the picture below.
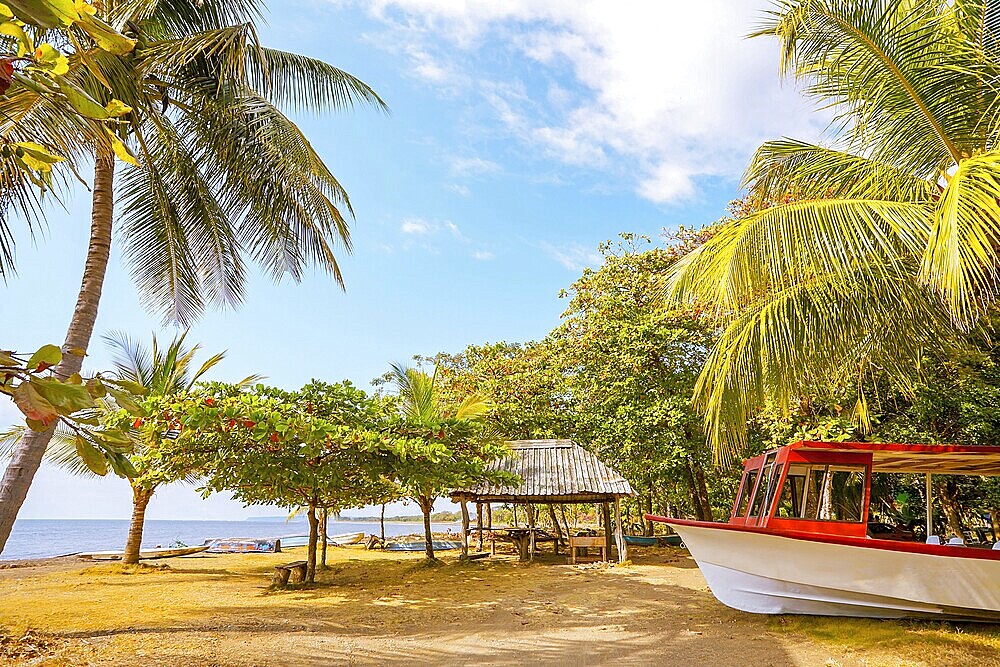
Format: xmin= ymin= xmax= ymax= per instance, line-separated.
xmin=647 ymin=441 xmax=1000 ymax=621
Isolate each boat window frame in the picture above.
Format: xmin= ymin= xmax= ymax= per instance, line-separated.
xmin=732 ymin=468 xmax=759 ymax=520
xmin=748 ymin=451 xmax=779 ymax=520
xmin=783 ymin=463 xmax=870 ymax=524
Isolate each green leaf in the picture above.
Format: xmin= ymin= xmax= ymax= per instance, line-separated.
xmin=103 ymin=99 xmax=131 ymax=117
xmin=54 ymin=75 xmax=110 ymax=119
xmin=29 ymin=376 xmax=94 ymax=413
xmin=33 ymin=42 xmax=68 ymax=75
xmin=3 ymin=0 xmax=67 ymax=28
xmin=26 ymin=343 xmax=61 ymax=371
xmin=92 ymin=429 xmax=133 ymax=453
xmin=75 ymin=435 xmax=108 ymax=476
xmin=85 ymin=376 xmax=106 ymax=399
xmin=0 ymin=20 xmax=32 ymax=56
xmin=75 ymin=13 xmax=135 ymax=56
xmin=13 ymin=141 xmax=65 ymax=172
xmin=105 ymin=128 xmax=139 ymax=166
xmin=12 ymin=382 xmax=58 ymax=428
xmin=106 ymin=386 xmax=143 ymax=416
xmin=108 ymin=452 xmax=138 ymax=479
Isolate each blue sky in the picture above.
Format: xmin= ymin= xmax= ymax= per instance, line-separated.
xmin=1 ymin=0 xmax=823 ymax=521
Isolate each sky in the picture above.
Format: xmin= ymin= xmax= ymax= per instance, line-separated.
xmin=0 ymin=0 xmax=824 ymax=521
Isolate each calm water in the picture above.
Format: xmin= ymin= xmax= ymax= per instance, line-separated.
xmin=1 ymin=519 xmax=461 ymax=560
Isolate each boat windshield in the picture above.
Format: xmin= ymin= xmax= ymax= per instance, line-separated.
xmin=800 ymin=465 xmax=866 ymax=522
xmin=735 ymin=469 xmax=758 ymax=518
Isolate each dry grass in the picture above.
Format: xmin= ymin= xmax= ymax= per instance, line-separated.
xmin=0 ymin=546 xmax=996 ymax=666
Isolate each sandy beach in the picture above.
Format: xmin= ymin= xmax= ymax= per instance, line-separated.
xmin=0 ymin=545 xmax=997 ymax=666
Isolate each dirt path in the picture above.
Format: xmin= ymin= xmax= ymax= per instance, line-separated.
xmin=0 ymin=547 xmax=997 ymax=666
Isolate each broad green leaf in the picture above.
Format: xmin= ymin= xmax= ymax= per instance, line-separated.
xmin=33 ymin=42 xmax=68 ymax=74
xmin=108 ymin=452 xmax=138 ymax=479
xmin=106 ymin=386 xmax=143 ymax=416
xmin=0 ymin=20 xmax=32 ymax=55
xmin=93 ymin=428 xmax=133 ymax=453
xmin=0 ymin=4 xmax=14 ymax=20
xmin=105 ymin=128 xmax=139 ymax=166
xmin=75 ymin=13 xmax=135 ymax=55
xmin=26 ymin=343 xmax=61 ymax=370
xmin=85 ymin=376 xmax=106 ymax=398
xmin=75 ymin=435 xmax=108 ymax=476
xmin=13 ymin=141 xmax=64 ymax=172
xmin=3 ymin=0 xmax=66 ymax=28
xmin=54 ymin=76 xmax=109 ymax=119
xmin=0 ymin=351 xmax=16 ymax=367
xmin=103 ymin=99 xmax=131 ymax=117
xmin=29 ymin=376 xmax=94 ymax=413
xmin=12 ymin=381 xmax=58 ymax=428
xmin=106 ymin=378 xmax=147 ymax=395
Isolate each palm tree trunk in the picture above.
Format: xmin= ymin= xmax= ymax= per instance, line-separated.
xmin=418 ymin=494 xmax=435 ymax=560
xmin=0 ymin=151 xmax=116 ymax=554
xmin=123 ymin=485 xmax=154 ymax=565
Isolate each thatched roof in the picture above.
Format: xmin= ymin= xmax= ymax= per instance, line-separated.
xmin=451 ymin=439 xmax=634 ymax=504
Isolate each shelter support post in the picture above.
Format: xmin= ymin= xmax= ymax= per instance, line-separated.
xmin=488 ymin=503 xmax=495 ymax=555
xmin=527 ymin=504 xmax=536 ymax=562
xmin=476 ymin=502 xmax=484 ymax=552
xmin=460 ymin=500 xmax=470 ymax=559
xmin=926 ymin=473 xmax=933 ymax=540
xmin=601 ymin=502 xmax=613 ymax=562
xmin=614 ymin=497 xmax=627 ymax=563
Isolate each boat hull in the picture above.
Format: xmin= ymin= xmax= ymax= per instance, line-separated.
xmin=80 ymin=546 xmax=209 ymax=561
xmin=665 ymin=521 xmax=1000 ymax=622
xmin=279 ymin=532 xmax=365 ymax=548
xmin=384 ymin=540 xmax=462 ymax=552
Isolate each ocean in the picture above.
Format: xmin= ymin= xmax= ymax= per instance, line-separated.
xmin=0 ymin=519 xmax=461 ymax=560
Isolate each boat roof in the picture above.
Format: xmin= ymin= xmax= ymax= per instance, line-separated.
xmin=787 ymin=440 xmax=1000 ymax=476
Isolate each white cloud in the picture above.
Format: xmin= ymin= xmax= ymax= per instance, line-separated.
xmin=358 ymin=1 xmax=823 ymax=204
xmin=447 ymin=183 xmax=471 ymax=197
xmin=400 ymin=217 xmax=431 ymax=234
xmin=472 ymin=250 xmax=494 ymax=261
xmin=540 ymin=242 xmax=602 ymax=272
xmin=449 ymin=156 xmax=501 ymax=177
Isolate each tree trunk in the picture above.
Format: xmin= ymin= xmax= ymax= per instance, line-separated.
xmin=476 ymin=502 xmax=484 ymax=551
xmin=644 ymin=492 xmax=654 ymax=536
xmin=123 ymin=485 xmax=154 ymax=565
xmin=601 ymin=502 xmax=613 ymax=561
xmin=306 ymin=502 xmax=319 ymax=583
xmin=418 ymin=494 xmax=435 ymax=560
xmin=936 ymin=482 xmax=965 ymax=541
xmin=319 ymin=507 xmax=328 ymax=569
xmin=0 ymin=151 xmax=116 ymax=554
xmin=380 ymin=503 xmax=385 ymax=542
xmin=991 ymin=510 xmax=1000 ymax=543
xmin=692 ymin=459 xmax=714 ymax=522
xmin=547 ymin=504 xmax=562 ymax=554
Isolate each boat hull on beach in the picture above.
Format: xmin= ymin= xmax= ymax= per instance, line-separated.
xmin=204 ymin=538 xmax=281 ymax=553
xmin=384 ymin=540 xmax=462 ymax=552
xmin=80 ymin=546 xmax=209 ymax=561
xmin=665 ymin=520 xmax=1000 ymax=622
xmin=279 ymin=532 xmax=365 ymax=548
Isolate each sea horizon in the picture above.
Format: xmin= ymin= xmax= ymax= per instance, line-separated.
xmin=1 ymin=518 xmax=462 ymax=561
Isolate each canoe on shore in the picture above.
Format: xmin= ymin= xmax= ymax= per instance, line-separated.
xmin=624 ymin=535 xmax=658 ymax=547
xmin=204 ymin=538 xmax=281 ymax=553
xmin=79 ymin=546 xmax=209 ymax=561
xmin=384 ymin=540 xmax=463 ymax=552
xmin=279 ymin=532 xmax=365 ymax=548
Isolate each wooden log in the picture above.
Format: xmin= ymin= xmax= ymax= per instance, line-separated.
xmin=272 ymin=567 xmax=291 ymax=586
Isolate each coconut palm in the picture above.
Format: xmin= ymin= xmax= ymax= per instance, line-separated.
xmin=389 ymin=363 xmax=489 ymax=559
xmin=1 ymin=331 xmax=258 ymax=563
xmin=0 ymin=0 xmax=386 ymax=552
xmin=668 ymin=0 xmax=1000 ymax=458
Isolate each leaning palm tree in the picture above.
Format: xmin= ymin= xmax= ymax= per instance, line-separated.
xmin=668 ymin=0 xmax=1000 ymax=458
xmin=1 ymin=331 xmax=258 ymax=564
xmin=0 ymin=0 xmax=386 ymax=552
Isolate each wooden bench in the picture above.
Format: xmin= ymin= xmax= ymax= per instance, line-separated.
xmin=272 ymin=560 xmax=308 ymax=585
xmin=567 ymin=535 xmax=607 ymax=564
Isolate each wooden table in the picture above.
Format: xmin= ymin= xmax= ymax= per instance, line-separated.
xmin=567 ymin=535 xmax=608 ymax=564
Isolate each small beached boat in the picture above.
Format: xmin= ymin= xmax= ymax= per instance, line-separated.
xmin=204 ymin=538 xmax=281 ymax=553
xmin=623 ymin=535 xmax=658 ymax=547
xmin=384 ymin=540 xmax=462 ymax=552
xmin=279 ymin=532 xmax=365 ymax=548
xmin=647 ymin=440 xmax=1000 ymax=622
xmin=80 ymin=545 xmax=209 ymax=561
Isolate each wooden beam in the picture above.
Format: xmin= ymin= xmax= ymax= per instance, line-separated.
xmin=460 ymin=500 xmax=470 ymax=559
xmin=476 ymin=502 xmax=484 ymax=552
xmin=601 ymin=502 xmax=613 ymax=562
xmin=527 ymin=504 xmax=536 ymax=562
xmin=614 ymin=497 xmax=627 ymax=563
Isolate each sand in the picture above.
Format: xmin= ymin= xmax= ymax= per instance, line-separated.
xmin=0 ymin=545 xmax=998 ymax=666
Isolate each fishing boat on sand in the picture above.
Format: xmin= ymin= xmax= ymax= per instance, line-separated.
xmin=647 ymin=440 xmax=1000 ymax=622
xmin=204 ymin=538 xmax=281 ymax=553
xmin=80 ymin=545 xmax=209 ymax=561
xmin=384 ymin=540 xmax=462 ymax=552
xmin=623 ymin=535 xmax=658 ymax=547
xmin=279 ymin=532 xmax=365 ymax=548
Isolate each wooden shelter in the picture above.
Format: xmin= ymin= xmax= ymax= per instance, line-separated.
xmin=451 ymin=439 xmax=634 ymax=562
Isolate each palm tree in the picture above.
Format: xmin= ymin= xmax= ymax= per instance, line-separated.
xmin=0 ymin=0 xmax=386 ymax=552
xmin=667 ymin=0 xmax=1000 ymax=458
xmin=1 ymin=331 xmax=258 ymax=564
xmin=389 ymin=363 xmax=488 ymax=559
